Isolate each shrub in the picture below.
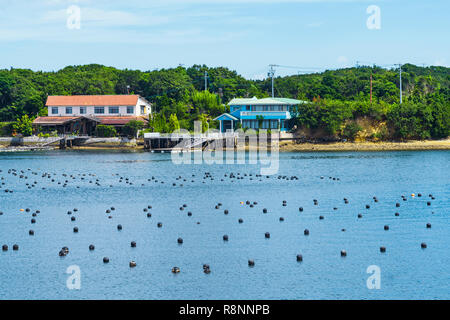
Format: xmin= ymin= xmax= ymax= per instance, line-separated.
xmin=168 ymin=114 xmax=180 ymax=132
xmin=341 ymin=122 xmax=362 ymax=141
xmin=96 ymin=125 xmax=117 ymax=137
xmin=12 ymin=115 xmax=34 ymax=136
xmin=0 ymin=122 xmax=13 ymax=136
xmin=123 ymin=120 xmax=145 ymax=137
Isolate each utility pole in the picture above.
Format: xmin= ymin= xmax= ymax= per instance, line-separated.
xmin=204 ymin=71 xmax=208 ymax=91
xmin=398 ymin=64 xmax=403 ymax=104
xmin=268 ymin=65 xmax=276 ymax=98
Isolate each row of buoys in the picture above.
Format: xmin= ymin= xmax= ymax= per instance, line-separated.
xmin=2 ymin=244 xmax=19 ymax=251
xmin=1 ymin=166 xmax=439 ymax=277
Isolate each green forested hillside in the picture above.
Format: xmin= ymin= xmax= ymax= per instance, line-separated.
xmin=0 ymin=63 xmax=448 ymax=139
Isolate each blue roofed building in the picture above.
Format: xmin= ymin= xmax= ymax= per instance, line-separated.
xmin=214 ymin=97 xmax=306 ymax=132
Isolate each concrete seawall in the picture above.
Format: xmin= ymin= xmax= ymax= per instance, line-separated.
xmin=0 ymin=136 xmax=141 ymax=151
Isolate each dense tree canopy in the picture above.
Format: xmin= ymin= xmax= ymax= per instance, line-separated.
xmin=0 ymin=63 xmax=448 ymax=139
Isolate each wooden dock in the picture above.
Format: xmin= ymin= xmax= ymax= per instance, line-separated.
xmin=143 ymin=132 xmax=238 ymax=152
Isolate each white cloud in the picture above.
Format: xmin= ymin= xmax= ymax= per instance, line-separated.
xmin=433 ymin=59 xmax=448 ymax=67
xmin=306 ymin=22 xmax=323 ymax=28
xmin=337 ymin=55 xmax=349 ymax=64
xmin=41 ymin=7 xmax=169 ymax=27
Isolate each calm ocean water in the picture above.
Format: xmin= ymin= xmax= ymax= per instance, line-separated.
xmin=0 ymin=150 xmax=448 ymax=300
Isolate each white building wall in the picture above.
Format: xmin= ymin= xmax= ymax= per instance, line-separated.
xmin=47 ymin=100 xmax=152 ymax=117
xmin=137 ymin=97 xmax=152 ymax=115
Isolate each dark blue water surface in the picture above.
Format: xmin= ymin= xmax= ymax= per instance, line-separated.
xmin=0 ymin=150 xmax=448 ymax=300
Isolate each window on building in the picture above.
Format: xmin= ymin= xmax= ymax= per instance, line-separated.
xmin=66 ymin=107 xmax=72 ymax=114
xmin=140 ymin=105 xmax=146 ymax=114
xmin=272 ymin=120 xmax=278 ymax=129
xmin=51 ymin=107 xmax=58 ymax=115
xmin=94 ymin=107 xmax=105 ymax=114
xmin=80 ymin=107 xmax=86 ymax=114
xmin=127 ymin=106 xmax=134 ymax=114
xmin=109 ymin=107 xmax=119 ymax=114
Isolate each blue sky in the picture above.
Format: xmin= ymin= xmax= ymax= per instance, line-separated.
xmin=0 ymin=0 xmax=448 ymax=78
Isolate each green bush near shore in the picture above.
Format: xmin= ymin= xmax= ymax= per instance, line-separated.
xmin=13 ymin=115 xmax=34 ymax=136
xmin=291 ymin=94 xmax=449 ymax=140
xmin=123 ymin=120 xmax=145 ymax=137
xmin=96 ymin=125 xmax=117 ymax=137
xmin=0 ymin=122 xmax=13 ymax=136
xmin=342 ymin=122 xmax=363 ymax=141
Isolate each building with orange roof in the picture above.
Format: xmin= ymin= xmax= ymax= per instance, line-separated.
xmin=33 ymin=95 xmax=151 ymax=136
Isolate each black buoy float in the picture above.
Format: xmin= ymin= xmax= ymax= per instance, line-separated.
xmin=29 ymin=230 xmax=34 ymax=236
xmin=177 ymin=238 xmax=183 ymax=244
xmin=421 ymin=243 xmax=427 ymax=249
xmin=265 ymin=232 xmax=270 ymax=238
xmin=12 ymin=244 xmax=19 ymax=251
xmin=73 ymin=227 xmax=78 ymax=233
xmin=172 ymin=266 xmax=180 ymax=273
xmin=89 ymin=244 xmax=95 ymax=251
xmin=2 ymin=245 xmax=7 ymax=251
xmin=304 ymin=229 xmax=309 ymax=236
xmin=223 ymin=235 xmax=229 ymax=241
xmin=203 ymin=265 xmax=211 ymax=274
xmin=248 ymin=260 xmax=255 ymax=267
xmin=296 ymin=254 xmax=303 ymax=262
xmin=129 ymin=261 xmax=137 ymax=268
xmin=384 ymin=225 xmax=389 ymax=231
xmin=117 ymin=224 xmax=122 ymax=230
xmin=131 ymin=241 xmax=137 ymax=247
xmin=103 ymin=257 xmax=110 ymax=263
xmin=263 ymin=208 xmax=267 ymax=213
xmin=426 ymin=223 xmax=431 ymax=228
xmin=238 ymin=218 xmax=243 ymax=223
xmin=340 ymin=250 xmax=347 ymax=257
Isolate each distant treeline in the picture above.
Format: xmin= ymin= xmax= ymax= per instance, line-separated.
xmin=0 ymin=63 xmax=448 ymax=139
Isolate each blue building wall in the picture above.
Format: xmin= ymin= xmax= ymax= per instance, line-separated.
xmin=215 ymin=98 xmax=304 ymax=132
